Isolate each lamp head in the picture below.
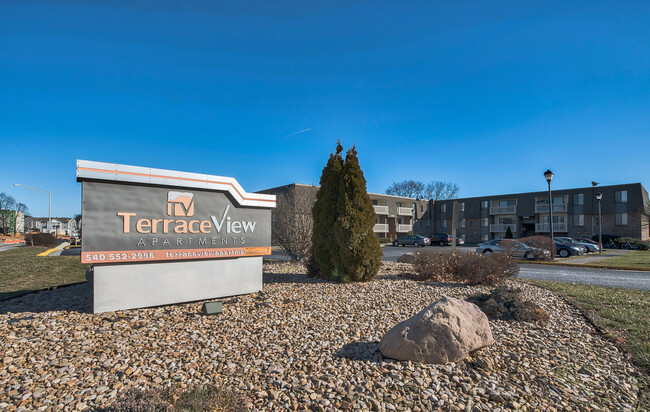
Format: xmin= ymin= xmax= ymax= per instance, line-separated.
xmin=592 ymin=181 xmax=599 ymax=187
xmin=595 ymin=193 xmax=602 ymax=201
xmin=543 ymin=169 xmax=554 ymax=183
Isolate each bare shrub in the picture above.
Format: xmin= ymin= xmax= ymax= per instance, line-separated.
xmin=24 ymin=233 xmax=56 ymax=247
xmin=102 ymin=384 xmax=247 ymax=412
xmin=455 ymin=253 xmax=519 ymax=286
xmin=101 ymin=388 xmax=171 ymax=411
xmin=174 ymin=385 xmax=247 ymax=412
xmin=414 ymin=252 xmax=518 ymax=286
xmin=520 ymin=236 xmax=554 ymax=260
xmin=467 ymin=285 xmax=550 ymax=323
xmin=413 ymin=251 xmax=462 ymax=282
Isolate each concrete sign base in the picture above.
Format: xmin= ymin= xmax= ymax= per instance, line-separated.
xmin=90 ymin=257 xmax=262 ymax=313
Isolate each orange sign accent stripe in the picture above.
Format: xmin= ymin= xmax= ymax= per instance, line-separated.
xmin=77 ymin=167 xmax=276 ymax=203
xmin=81 ymin=246 xmax=272 ymax=264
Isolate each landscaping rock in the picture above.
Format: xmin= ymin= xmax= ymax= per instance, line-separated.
xmin=378 ymin=296 xmax=494 ymax=364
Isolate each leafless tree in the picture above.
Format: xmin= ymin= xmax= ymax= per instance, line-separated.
xmin=0 ymin=192 xmax=17 ymax=235
xmin=272 ymin=187 xmax=315 ymax=261
xmin=425 ymin=181 xmax=460 ymax=201
xmin=386 ymin=180 xmax=459 ymax=200
xmin=385 ymin=180 xmax=426 ymax=198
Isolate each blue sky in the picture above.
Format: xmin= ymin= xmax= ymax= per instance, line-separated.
xmin=2 ymin=1 xmax=649 ymax=217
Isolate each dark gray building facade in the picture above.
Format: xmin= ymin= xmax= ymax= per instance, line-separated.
xmin=429 ymin=183 xmax=650 ymax=242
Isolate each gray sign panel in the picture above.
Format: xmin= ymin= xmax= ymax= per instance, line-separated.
xmin=81 ymin=181 xmax=271 ymax=264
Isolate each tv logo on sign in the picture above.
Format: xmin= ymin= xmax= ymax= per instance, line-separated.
xmin=167 ymin=191 xmax=194 ymax=217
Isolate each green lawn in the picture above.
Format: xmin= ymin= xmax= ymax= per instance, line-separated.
xmin=595 ymin=250 xmax=650 ymax=269
xmin=521 ymin=279 xmax=650 ymax=407
xmin=0 ymin=246 xmax=89 ymax=300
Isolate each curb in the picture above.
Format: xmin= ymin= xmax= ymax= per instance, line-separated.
xmin=516 ymin=259 xmax=650 ymax=272
xmin=0 ymin=281 xmax=88 ymax=302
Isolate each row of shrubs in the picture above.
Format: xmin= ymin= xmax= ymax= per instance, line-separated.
xmin=23 ymin=233 xmax=57 ymax=247
xmin=412 ymin=251 xmax=520 ymax=286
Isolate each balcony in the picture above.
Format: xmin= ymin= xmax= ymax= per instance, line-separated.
xmin=490 ymin=206 xmax=516 ymax=215
xmin=535 ymin=222 xmax=568 ymax=232
xmin=535 ymin=203 xmax=568 ymax=213
xmin=397 ymin=224 xmax=412 ymax=233
xmin=373 ymin=223 xmax=389 ymax=233
xmin=397 ymin=207 xmax=413 ymax=216
xmin=490 ymin=224 xmax=517 ymax=233
xmin=373 ymin=205 xmax=389 ymax=215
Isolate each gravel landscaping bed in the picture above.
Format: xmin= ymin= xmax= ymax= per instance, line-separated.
xmin=0 ymin=262 xmax=640 ymax=411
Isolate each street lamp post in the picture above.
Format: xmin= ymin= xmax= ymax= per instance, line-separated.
xmin=596 ymin=192 xmax=603 ymax=253
xmin=543 ymin=170 xmax=554 ymax=255
xmin=14 ymin=184 xmax=51 ymax=235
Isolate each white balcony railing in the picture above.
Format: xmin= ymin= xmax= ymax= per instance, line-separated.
xmin=397 ymin=207 xmax=413 ymax=216
xmin=535 ymin=223 xmax=568 ymax=232
xmin=490 ymin=224 xmax=517 ymax=233
xmin=397 ymin=224 xmax=412 ymax=233
xmin=373 ymin=223 xmax=389 ymax=233
xmin=490 ymin=206 xmax=516 ymax=215
xmin=373 ymin=205 xmax=389 ymax=215
xmin=535 ymin=203 xmax=568 ymax=213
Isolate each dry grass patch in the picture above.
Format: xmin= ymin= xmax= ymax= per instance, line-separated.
xmin=0 ymin=246 xmax=89 ymax=300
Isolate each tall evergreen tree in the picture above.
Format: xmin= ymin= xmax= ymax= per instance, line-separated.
xmin=332 ymin=146 xmax=382 ymax=282
xmin=311 ymin=141 xmax=344 ymax=276
xmin=505 ymin=226 xmax=514 ymax=239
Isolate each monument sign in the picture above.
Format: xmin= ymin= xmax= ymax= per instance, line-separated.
xmin=77 ymin=160 xmax=275 ymax=313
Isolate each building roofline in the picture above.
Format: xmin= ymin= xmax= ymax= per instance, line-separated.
xmin=435 ymin=182 xmax=646 ymax=202
xmin=258 ymin=183 xmax=422 ymax=201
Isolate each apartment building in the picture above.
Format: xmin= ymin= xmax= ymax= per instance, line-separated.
xmin=430 ymin=183 xmax=650 ymax=242
xmin=258 ymin=183 xmax=429 ymax=240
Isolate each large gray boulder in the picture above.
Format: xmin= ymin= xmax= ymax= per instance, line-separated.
xmin=378 ymin=296 xmax=493 ymax=364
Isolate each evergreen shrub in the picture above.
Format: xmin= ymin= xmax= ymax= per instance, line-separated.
xmin=311 ymin=142 xmax=382 ymax=282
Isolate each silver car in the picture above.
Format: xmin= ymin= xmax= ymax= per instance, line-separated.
xmin=475 ymin=239 xmax=550 ymax=260
xmin=555 ymin=237 xmax=593 ymax=253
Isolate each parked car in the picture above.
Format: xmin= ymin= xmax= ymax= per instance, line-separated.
xmin=393 ymin=234 xmax=431 ymax=247
xmin=555 ymin=237 xmax=593 ymax=253
xmin=475 ymin=239 xmax=550 ymax=260
xmin=554 ymin=240 xmax=584 ymax=258
xmin=456 ymin=237 xmax=465 ymax=246
xmin=576 ymin=238 xmax=602 ymax=251
xmin=430 ymin=233 xmax=452 ymax=246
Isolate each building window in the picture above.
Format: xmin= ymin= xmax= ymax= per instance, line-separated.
xmin=615 ymin=190 xmax=628 ymax=203
xmin=426 ymin=220 xmax=430 ymax=228
xmin=616 ymin=213 xmax=628 ymax=226
xmin=573 ymin=214 xmax=584 ymax=226
xmin=441 ymin=220 xmax=447 ymax=228
xmin=481 ymin=218 xmax=488 ymax=227
xmin=481 ymin=233 xmax=489 ymax=241
xmin=459 ymin=218 xmax=465 ymax=228
xmin=441 ymin=204 xmax=446 ymax=213
xmin=469 ymin=220 xmax=474 ymax=228
xmin=459 ymin=202 xmax=465 ymax=212
xmin=573 ymin=194 xmax=584 ymax=205
xmin=372 ymin=200 xmax=378 ymax=205
xmin=481 ymin=201 xmax=488 ymax=209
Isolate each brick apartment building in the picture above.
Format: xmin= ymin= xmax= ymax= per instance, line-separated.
xmin=427 ymin=183 xmax=650 ymax=242
xmin=258 ymin=184 xmax=429 ymax=240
